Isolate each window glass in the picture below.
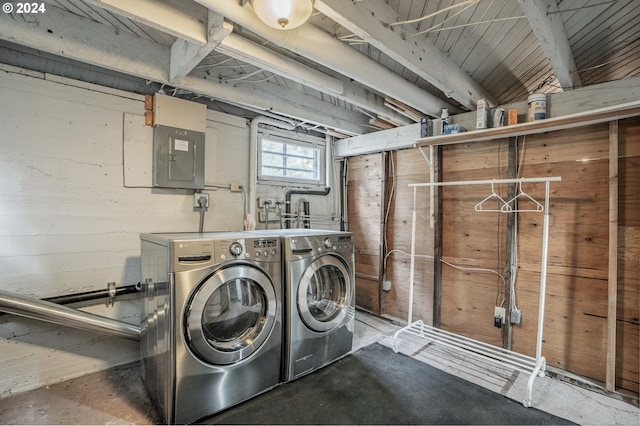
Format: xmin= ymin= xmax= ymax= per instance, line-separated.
xmin=259 ymin=135 xmax=324 ymax=184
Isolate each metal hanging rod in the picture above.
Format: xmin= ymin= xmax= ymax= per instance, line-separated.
xmin=409 ymin=176 xmax=562 ymax=188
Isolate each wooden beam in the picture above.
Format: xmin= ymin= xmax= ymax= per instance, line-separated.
xmin=83 ymin=0 xmax=208 ymax=45
xmin=0 ymin=5 xmax=370 ymax=135
xmin=503 ymin=138 xmax=518 ymax=350
xmin=518 ymin=0 xmax=582 ymax=90
xmin=169 ymin=11 xmax=232 ymax=83
xmin=433 ymin=147 xmax=443 ymax=328
xmin=606 ymin=120 xmax=619 ymax=391
xmin=314 ymin=0 xmax=496 ymax=109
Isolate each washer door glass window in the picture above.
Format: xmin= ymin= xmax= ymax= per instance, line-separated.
xmin=186 ymin=265 xmax=277 ymax=365
xmin=298 ymin=255 xmax=351 ymax=332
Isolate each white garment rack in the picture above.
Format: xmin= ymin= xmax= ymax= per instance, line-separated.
xmin=392 ymin=176 xmax=561 ymax=408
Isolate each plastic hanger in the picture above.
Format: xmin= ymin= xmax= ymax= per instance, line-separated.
xmin=474 ymin=181 xmax=511 ymax=212
xmin=501 ymin=181 xmax=544 ymax=213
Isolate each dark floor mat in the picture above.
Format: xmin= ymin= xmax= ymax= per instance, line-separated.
xmin=202 ymin=342 xmax=574 ymax=425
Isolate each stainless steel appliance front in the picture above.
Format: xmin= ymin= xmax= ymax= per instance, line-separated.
xmin=268 ymin=229 xmax=355 ymax=381
xmin=140 ymin=232 xmax=282 ymax=424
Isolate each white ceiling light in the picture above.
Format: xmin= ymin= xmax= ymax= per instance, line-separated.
xmin=251 ymin=0 xmax=314 ymax=30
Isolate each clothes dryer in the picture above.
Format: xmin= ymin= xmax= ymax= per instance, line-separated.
xmin=258 ymin=229 xmax=355 ymax=381
xmin=140 ymin=232 xmax=282 ymax=424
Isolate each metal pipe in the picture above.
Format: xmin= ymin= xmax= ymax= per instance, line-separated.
xmin=0 ymin=290 xmax=140 ymax=341
xmin=284 ymin=187 xmax=330 ymax=228
xmin=44 ymin=284 xmax=139 ymax=305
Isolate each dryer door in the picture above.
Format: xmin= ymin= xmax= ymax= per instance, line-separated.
xmin=185 ymin=265 xmax=277 ymax=365
xmin=298 ymin=255 xmax=352 ymax=332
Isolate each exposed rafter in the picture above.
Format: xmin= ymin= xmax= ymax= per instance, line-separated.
xmin=169 ymin=11 xmax=232 ymax=83
xmin=0 ymin=6 xmax=369 ymax=135
xmin=76 ymin=0 xmax=413 ymax=126
xmin=314 ymin=0 xmax=496 ymax=109
xmin=518 ymin=0 xmax=582 ymax=90
xmin=193 ymin=0 xmax=459 ymax=117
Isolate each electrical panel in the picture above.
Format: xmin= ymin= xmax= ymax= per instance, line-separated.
xmin=151 ymin=93 xmax=207 ymax=190
xmin=153 ymin=125 xmax=205 ymax=190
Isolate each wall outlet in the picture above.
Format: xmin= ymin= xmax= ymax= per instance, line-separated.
xmin=193 ymin=192 xmax=209 ymax=208
xmin=230 ymin=183 xmax=242 ymax=192
xmin=494 ymin=306 xmax=506 ymax=328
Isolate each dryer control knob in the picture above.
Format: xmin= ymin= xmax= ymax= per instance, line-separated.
xmin=323 ymin=238 xmax=333 ymax=249
xmin=229 ymin=242 xmax=243 ymax=256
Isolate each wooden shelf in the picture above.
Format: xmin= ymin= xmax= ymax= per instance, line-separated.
xmin=415 ymin=101 xmax=640 ymax=147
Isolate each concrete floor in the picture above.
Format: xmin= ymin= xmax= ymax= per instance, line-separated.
xmin=0 ymin=311 xmax=638 ymax=425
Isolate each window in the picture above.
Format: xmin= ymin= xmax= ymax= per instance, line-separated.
xmin=258 ymin=134 xmax=325 ymax=184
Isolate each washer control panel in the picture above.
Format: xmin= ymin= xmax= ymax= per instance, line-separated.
xmin=289 ymin=233 xmax=354 ymax=256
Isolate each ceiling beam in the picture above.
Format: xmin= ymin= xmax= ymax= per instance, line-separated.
xmin=314 ymin=0 xmax=496 ymax=110
xmin=170 ymin=11 xmax=232 ymax=83
xmin=83 ymin=0 xmax=411 ymax=125
xmin=194 ymin=0 xmax=459 ymax=117
xmin=518 ymin=0 xmax=582 ymax=90
xmin=0 ymin=6 xmax=369 ymax=135
xmin=84 ymin=0 xmax=207 ymax=45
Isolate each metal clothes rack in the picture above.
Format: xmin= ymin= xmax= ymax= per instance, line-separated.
xmin=392 ymin=176 xmax=561 ymax=408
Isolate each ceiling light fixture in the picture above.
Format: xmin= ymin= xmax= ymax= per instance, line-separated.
xmin=251 ymin=0 xmax=314 ymax=30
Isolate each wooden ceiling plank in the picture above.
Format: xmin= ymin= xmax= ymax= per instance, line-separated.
xmin=314 ymin=0 xmax=496 ymax=109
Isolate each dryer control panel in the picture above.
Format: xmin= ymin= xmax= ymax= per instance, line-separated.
xmin=215 ymin=238 xmax=280 ymax=262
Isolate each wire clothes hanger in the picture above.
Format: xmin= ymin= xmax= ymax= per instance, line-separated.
xmin=501 ymin=181 xmax=544 ymax=213
xmin=474 ymin=180 xmax=512 ymax=212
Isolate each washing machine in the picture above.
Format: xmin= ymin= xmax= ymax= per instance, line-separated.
xmin=258 ymin=229 xmax=355 ymax=381
xmin=140 ymin=232 xmax=282 ymax=424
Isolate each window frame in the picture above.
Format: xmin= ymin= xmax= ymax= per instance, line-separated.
xmin=257 ymin=132 xmax=326 ymax=186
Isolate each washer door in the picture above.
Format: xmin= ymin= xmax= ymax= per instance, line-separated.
xmin=185 ymin=265 xmax=277 ymax=365
xmin=298 ymin=255 xmax=352 ymax=332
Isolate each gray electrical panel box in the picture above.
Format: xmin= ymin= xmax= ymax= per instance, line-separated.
xmin=153 ymin=125 xmax=205 ymax=189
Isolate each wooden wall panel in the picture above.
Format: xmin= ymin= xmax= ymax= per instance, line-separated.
xmin=347 ymin=117 xmax=638 ymax=393
xmin=509 ymin=125 xmax=612 ymax=385
xmin=384 ymin=149 xmax=434 ymax=323
xmin=439 ymin=141 xmax=511 ymax=345
xmin=512 ymin=270 xmax=608 ymax=381
xmin=347 ymin=154 xmax=383 ymax=314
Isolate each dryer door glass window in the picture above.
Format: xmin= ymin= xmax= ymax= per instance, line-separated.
xmin=201 ymin=278 xmax=266 ymax=352
xmin=186 ymin=265 xmax=277 ymax=365
xmin=298 ymin=255 xmax=352 ymax=332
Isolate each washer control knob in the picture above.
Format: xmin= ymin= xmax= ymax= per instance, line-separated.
xmin=323 ymin=238 xmax=332 ymax=249
xmin=229 ymin=242 xmax=243 ymax=257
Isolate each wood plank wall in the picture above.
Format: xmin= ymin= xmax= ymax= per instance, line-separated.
xmin=346 ymin=117 xmax=639 ymax=393
xmin=384 ymin=150 xmax=434 ymax=323
xmin=440 ymin=140 xmax=511 ymax=347
xmin=347 ymin=154 xmax=383 ymax=314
